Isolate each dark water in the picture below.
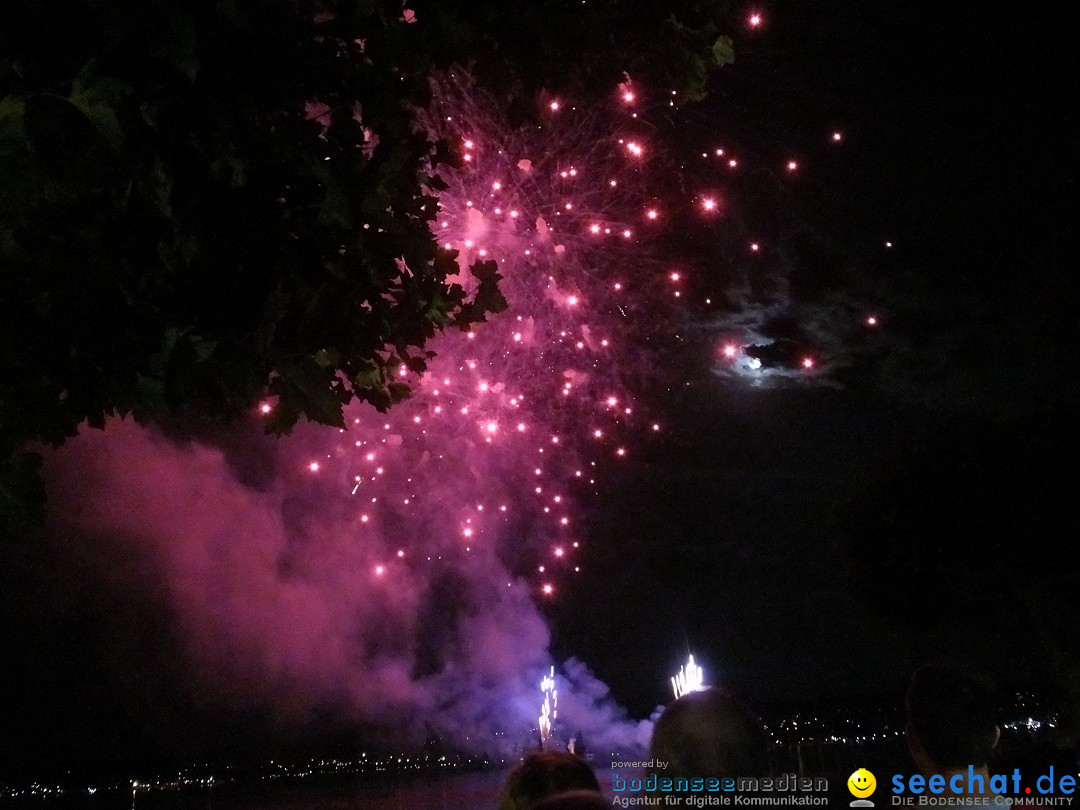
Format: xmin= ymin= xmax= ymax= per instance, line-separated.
xmin=193 ymin=769 xmax=508 ymax=809
xmin=9 ymin=738 xmax=1074 ymax=809
xmin=4 ymin=769 xmax=626 ymax=810
xmin=0 ymin=741 xmax=905 ymax=810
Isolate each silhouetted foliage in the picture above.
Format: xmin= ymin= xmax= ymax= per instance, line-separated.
xmin=0 ymin=0 xmax=736 ymax=532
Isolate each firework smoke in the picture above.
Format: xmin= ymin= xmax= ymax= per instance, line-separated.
xmin=38 ymin=74 xmax=685 ymax=756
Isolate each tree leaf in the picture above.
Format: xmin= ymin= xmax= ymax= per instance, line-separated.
xmin=712 ymin=35 xmax=735 ymax=67
xmin=0 ymin=96 xmax=27 ymax=155
xmin=69 ymin=63 xmax=131 ymax=153
xmin=314 ymin=347 xmax=340 ymax=368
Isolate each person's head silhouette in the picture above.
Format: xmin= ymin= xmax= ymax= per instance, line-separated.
xmin=649 ymin=687 xmax=770 ymax=780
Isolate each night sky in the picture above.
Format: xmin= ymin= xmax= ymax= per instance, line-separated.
xmin=551 ymin=1 xmax=1080 ymax=714
xmin=2 ymin=0 xmax=1078 ymax=782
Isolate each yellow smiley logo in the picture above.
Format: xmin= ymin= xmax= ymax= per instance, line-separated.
xmin=848 ymin=768 xmax=877 ymax=798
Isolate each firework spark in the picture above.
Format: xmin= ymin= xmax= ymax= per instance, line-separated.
xmin=270 ymin=73 xmax=688 ymax=606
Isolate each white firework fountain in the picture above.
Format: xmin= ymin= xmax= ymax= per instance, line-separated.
xmin=539 ymin=666 xmax=557 ymax=750
xmin=671 ymin=654 xmax=705 ymax=700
